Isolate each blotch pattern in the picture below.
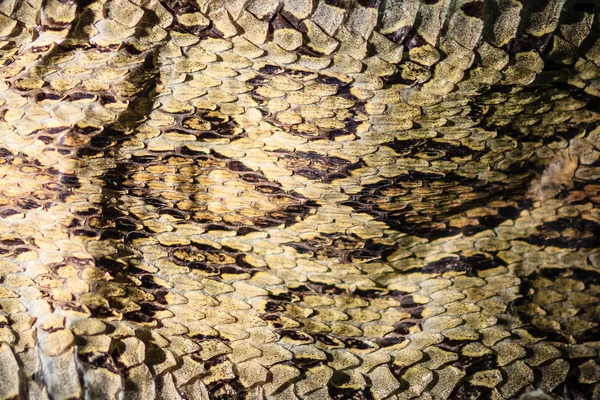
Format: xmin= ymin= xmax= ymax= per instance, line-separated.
xmin=0 ymin=0 xmax=599 ymax=399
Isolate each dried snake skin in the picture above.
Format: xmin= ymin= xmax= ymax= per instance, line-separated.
xmin=0 ymin=0 xmax=600 ymax=399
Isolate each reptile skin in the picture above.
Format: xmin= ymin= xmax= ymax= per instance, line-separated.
xmin=0 ymin=0 xmax=600 ymax=399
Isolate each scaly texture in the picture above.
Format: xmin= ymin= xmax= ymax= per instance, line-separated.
xmin=0 ymin=0 xmax=600 ymax=399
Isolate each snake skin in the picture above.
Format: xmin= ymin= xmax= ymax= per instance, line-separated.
xmin=0 ymin=0 xmax=600 ymax=399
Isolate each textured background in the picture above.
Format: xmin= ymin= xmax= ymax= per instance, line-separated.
xmin=0 ymin=0 xmax=599 ymax=399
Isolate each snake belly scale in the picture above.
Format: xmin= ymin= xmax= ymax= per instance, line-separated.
xmin=0 ymin=0 xmax=600 ymax=399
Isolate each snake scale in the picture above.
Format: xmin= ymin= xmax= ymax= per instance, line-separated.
xmin=0 ymin=0 xmax=600 ymax=399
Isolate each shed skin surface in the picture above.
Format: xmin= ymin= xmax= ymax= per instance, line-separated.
xmin=0 ymin=0 xmax=599 ymax=399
